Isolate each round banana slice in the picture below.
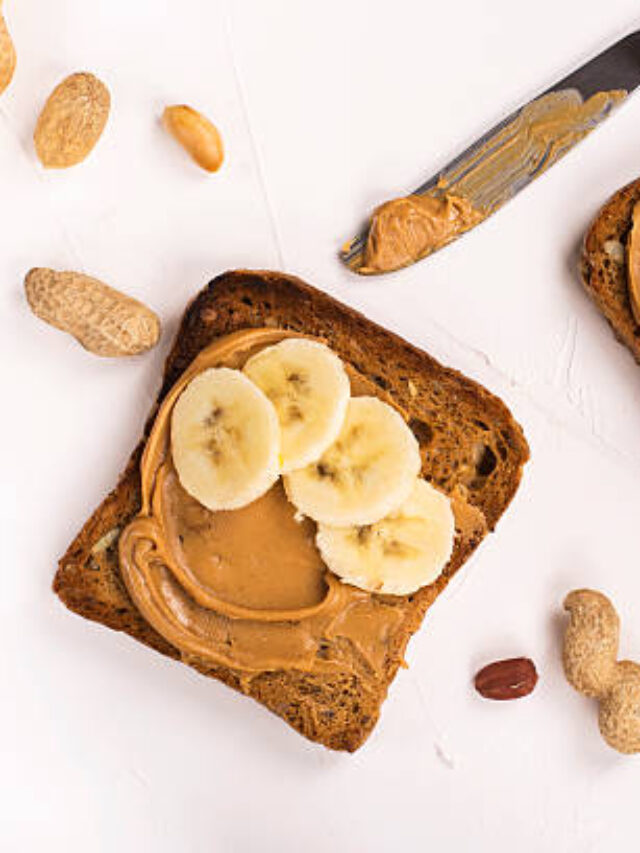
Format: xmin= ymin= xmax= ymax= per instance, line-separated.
xmin=316 ymin=479 xmax=455 ymax=595
xmin=171 ymin=367 xmax=280 ymax=511
xmin=284 ymin=396 xmax=420 ymax=526
xmin=243 ymin=338 xmax=350 ymax=473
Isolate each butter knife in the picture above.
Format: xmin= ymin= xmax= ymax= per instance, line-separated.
xmin=341 ymin=30 xmax=640 ymax=275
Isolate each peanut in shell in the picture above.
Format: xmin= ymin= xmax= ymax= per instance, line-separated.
xmin=25 ymin=268 xmax=160 ymax=357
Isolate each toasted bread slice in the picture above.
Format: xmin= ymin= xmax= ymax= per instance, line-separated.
xmin=54 ymin=270 xmax=529 ymax=751
xmin=581 ymin=177 xmax=640 ymax=363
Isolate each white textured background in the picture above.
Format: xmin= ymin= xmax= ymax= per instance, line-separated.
xmin=2 ymin=1 xmax=640 ymax=850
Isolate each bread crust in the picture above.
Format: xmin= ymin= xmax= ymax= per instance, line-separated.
xmin=581 ymin=177 xmax=640 ymax=363
xmin=54 ymin=270 xmax=529 ymax=751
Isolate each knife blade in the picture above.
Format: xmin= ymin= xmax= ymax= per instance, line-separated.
xmin=341 ymin=30 xmax=640 ymax=275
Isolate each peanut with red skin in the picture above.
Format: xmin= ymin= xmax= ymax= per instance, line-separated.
xmin=474 ymin=657 xmax=538 ymax=700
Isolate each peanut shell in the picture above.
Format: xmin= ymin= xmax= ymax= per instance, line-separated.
xmin=34 ymin=72 xmax=111 ymax=168
xmin=0 ymin=2 xmax=16 ymax=95
xmin=563 ymin=589 xmax=620 ymax=697
xmin=598 ymin=661 xmax=640 ymax=754
xmin=25 ymin=268 xmax=160 ymax=357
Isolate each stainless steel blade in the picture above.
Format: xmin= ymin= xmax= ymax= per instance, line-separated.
xmin=341 ymin=30 xmax=640 ymax=274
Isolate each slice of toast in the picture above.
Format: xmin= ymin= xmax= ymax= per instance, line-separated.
xmin=54 ymin=270 xmax=529 ymax=751
xmin=581 ymin=177 xmax=640 ymax=363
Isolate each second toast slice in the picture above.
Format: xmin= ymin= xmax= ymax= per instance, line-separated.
xmin=581 ymin=176 xmax=640 ymax=364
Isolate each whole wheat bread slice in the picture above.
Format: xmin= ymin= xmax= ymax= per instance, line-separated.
xmin=581 ymin=177 xmax=640 ymax=363
xmin=54 ymin=270 xmax=529 ymax=751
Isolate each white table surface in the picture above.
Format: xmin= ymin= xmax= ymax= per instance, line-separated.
xmin=3 ymin=1 xmax=640 ymax=850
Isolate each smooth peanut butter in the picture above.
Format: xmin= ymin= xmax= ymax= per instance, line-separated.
xmin=161 ymin=471 xmax=328 ymax=612
xmin=355 ymin=88 xmax=626 ymax=274
xmin=361 ymin=194 xmax=483 ymax=273
xmin=119 ymin=328 xmax=480 ymax=680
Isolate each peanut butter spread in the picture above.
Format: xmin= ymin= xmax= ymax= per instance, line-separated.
xmin=119 ymin=328 xmax=480 ymax=680
xmin=361 ymin=194 xmax=482 ymax=273
xmin=357 ymin=88 xmax=626 ymax=274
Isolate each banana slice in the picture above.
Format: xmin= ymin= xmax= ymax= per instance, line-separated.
xmin=316 ymin=479 xmax=455 ymax=595
xmin=243 ymin=338 xmax=350 ymax=473
xmin=284 ymin=396 xmax=420 ymax=526
xmin=171 ymin=367 xmax=280 ymax=511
